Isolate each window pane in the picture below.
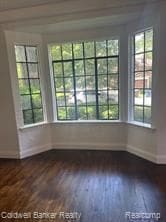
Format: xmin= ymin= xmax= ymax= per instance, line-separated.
xmin=76 ymin=91 xmax=86 ymax=105
xmin=144 ymin=106 xmax=151 ymax=124
xmin=108 ymin=75 xmax=118 ymax=89
xmin=87 ymin=106 xmax=96 ymax=119
xmin=97 ymin=59 xmax=107 ymax=74
xmin=85 ymin=59 xmax=95 ymax=75
xmin=108 ymin=58 xmax=118 ymax=73
xmin=135 ymin=72 xmax=144 ymax=88
xmin=51 ymin=45 xmax=62 ymax=60
xmin=66 ymin=92 xmax=75 ymax=106
xmin=58 ymin=107 xmax=66 ymax=120
xmin=96 ymin=41 xmax=107 ymax=57
xmin=145 ymin=30 xmax=153 ymax=51
xmin=15 ymin=46 xmax=26 ymax=62
xmin=67 ymin=107 xmax=76 ymax=120
xmin=145 ymin=52 xmax=152 ymax=70
xmin=56 ymin=92 xmax=65 ymax=106
xmin=62 ymin=43 xmax=72 ymax=59
xmin=109 ymin=105 xmax=119 ymax=120
xmin=98 ymin=75 xmax=107 ymax=90
xmin=86 ymin=76 xmax=95 ymax=90
xmin=34 ymin=109 xmax=43 ymax=123
xmin=64 ymin=62 xmax=73 ymax=76
xmin=21 ymin=95 xmax=31 ymax=110
xmin=32 ymin=94 xmax=42 ymax=108
xmin=135 ymin=54 xmax=144 ymax=71
xmin=108 ymin=90 xmax=119 ymax=104
xmin=108 ymin=40 xmax=119 ymax=56
xmin=53 ymin=63 xmax=63 ymax=76
xmin=78 ymin=106 xmax=87 ymax=120
xmin=73 ymin=43 xmax=83 ymax=58
xmin=134 ymin=106 xmax=143 ymax=122
xmin=99 ymin=106 xmax=108 ymax=119
xmin=98 ymin=91 xmax=107 ymax=105
xmin=23 ymin=110 xmax=33 ymax=125
xmin=30 ymin=79 xmax=40 ymax=94
xmin=145 ymin=71 xmax=152 ymax=88
xmin=17 ymin=63 xmax=28 ymax=78
xmin=134 ymin=89 xmax=144 ymax=105
xmin=84 ymin=42 xmax=94 ymax=58
xmin=19 ymin=79 xmax=30 ymax=95
xmin=28 ymin=64 xmax=38 ymax=78
xmin=75 ymin=60 xmax=84 ymax=76
xmin=76 ymin=77 xmax=85 ymax=90
xmin=144 ymin=89 xmax=152 ymax=106
xmin=135 ymin=32 xmax=144 ymax=54
xmin=64 ymin=78 xmax=73 ymax=91
xmin=86 ymin=91 xmax=96 ymax=105
xmin=26 ymin=47 xmax=37 ymax=62
xmin=55 ymin=78 xmax=64 ymax=91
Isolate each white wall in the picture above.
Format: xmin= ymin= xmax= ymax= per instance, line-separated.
xmin=19 ymin=124 xmax=51 ymax=158
xmin=0 ymin=30 xmax=19 ymax=158
xmin=44 ymin=25 xmax=128 ymax=152
xmin=4 ymin=31 xmax=52 ymax=158
xmin=51 ymin=122 xmax=126 ymax=150
xmin=1 ymin=1 xmax=166 ymax=164
xmin=155 ymin=2 xmax=166 ymax=164
xmin=125 ymin=7 xmax=160 ymax=163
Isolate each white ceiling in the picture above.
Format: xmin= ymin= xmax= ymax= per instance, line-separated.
xmin=13 ymin=13 xmax=141 ymax=34
xmin=0 ymin=0 xmax=161 ymax=34
xmin=0 ymin=0 xmax=159 ymax=11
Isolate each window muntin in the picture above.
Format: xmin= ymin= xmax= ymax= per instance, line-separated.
xmin=51 ymin=40 xmax=119 ymax=121
xmin=15 ymin=45 xmax=44 ymax=125
xmin=133 ymin=29 xmax=153 ymax=124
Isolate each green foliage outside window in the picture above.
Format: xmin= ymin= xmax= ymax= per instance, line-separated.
xmin=133 ymin=29 xmax=153 ymax=124
xmin=15 ymin=45 xmax=44 ymax=125
xmin=51 ymin=39 xmax=119 ymax=121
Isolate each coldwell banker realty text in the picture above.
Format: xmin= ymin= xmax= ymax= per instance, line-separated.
xmin=0 ymin=211 xmax=81 ymax=220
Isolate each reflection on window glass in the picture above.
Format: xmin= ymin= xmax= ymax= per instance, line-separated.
xmin=50 ymin=39 xmax=119 ymax=120
xmin=133 ymin=29 xmax=153 ymax=124
xmin=15 ymin=45 xmax=44 ymax=125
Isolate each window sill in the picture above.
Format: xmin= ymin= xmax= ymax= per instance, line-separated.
xmin=127 ymin=121 xmax=156 ymax=130
xmin=52 ymin=120 xmax=123 ymax=124
xmin=19 ymin=122 xmax=48 ymax=130
xmin=18 ymin=120 xmax=156 ymax=131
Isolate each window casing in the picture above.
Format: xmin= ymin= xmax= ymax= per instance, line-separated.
xmin=50 ymin=40 xmax=119 ymax=121
xmin=132 ymin=29 xmax=153 ymax=124
xmin=15 ymin=45 xmax=44 ymax=125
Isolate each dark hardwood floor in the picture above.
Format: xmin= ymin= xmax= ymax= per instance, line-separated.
xmin=0 ymin=150 xmax=166 ymax=222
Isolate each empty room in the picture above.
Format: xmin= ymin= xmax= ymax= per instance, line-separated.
xmin=0 ymin=0 xmax=166 ymax=221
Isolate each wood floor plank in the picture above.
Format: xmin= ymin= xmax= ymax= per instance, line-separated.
xmin=0 ymin=150 xmax=166 ymax=222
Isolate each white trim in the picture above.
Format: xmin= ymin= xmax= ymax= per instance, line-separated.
xmin=52 ymin=143 xmax=125 ymax=151
xmin=156 ymin=155 xmax=166 ymax=164
xmin=53 ymin=120 xmax=123 ymax=124
xmin=127 ymin=121 xmax=155 ymax=130
xmin=0 ymin=150 xmax=20 ymax=159
xmin=127 ymin=145 xmax=156 ymax=163
xmin=1 ymin=144 xmax=165 ymax=165
xmin=19 ymin=121 xmax=48 ymax=130
xmin=20 ymin=144 xmax=52 ymax=159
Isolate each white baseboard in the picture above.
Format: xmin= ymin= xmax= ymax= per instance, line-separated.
xmin=52 ymin=142 xmax=125 ymax=151
xmin=0 ymin=150 xmax=20 ymax=159
xmin=1 ymin=143 xmax=165 ymax=165
xmin=127 ymin=145 xmax=156 ymax=163
xmin=20 ymin=144 xmax=52 ymax=159
xmin=156 ymin=155 xmax=166 ymax=164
